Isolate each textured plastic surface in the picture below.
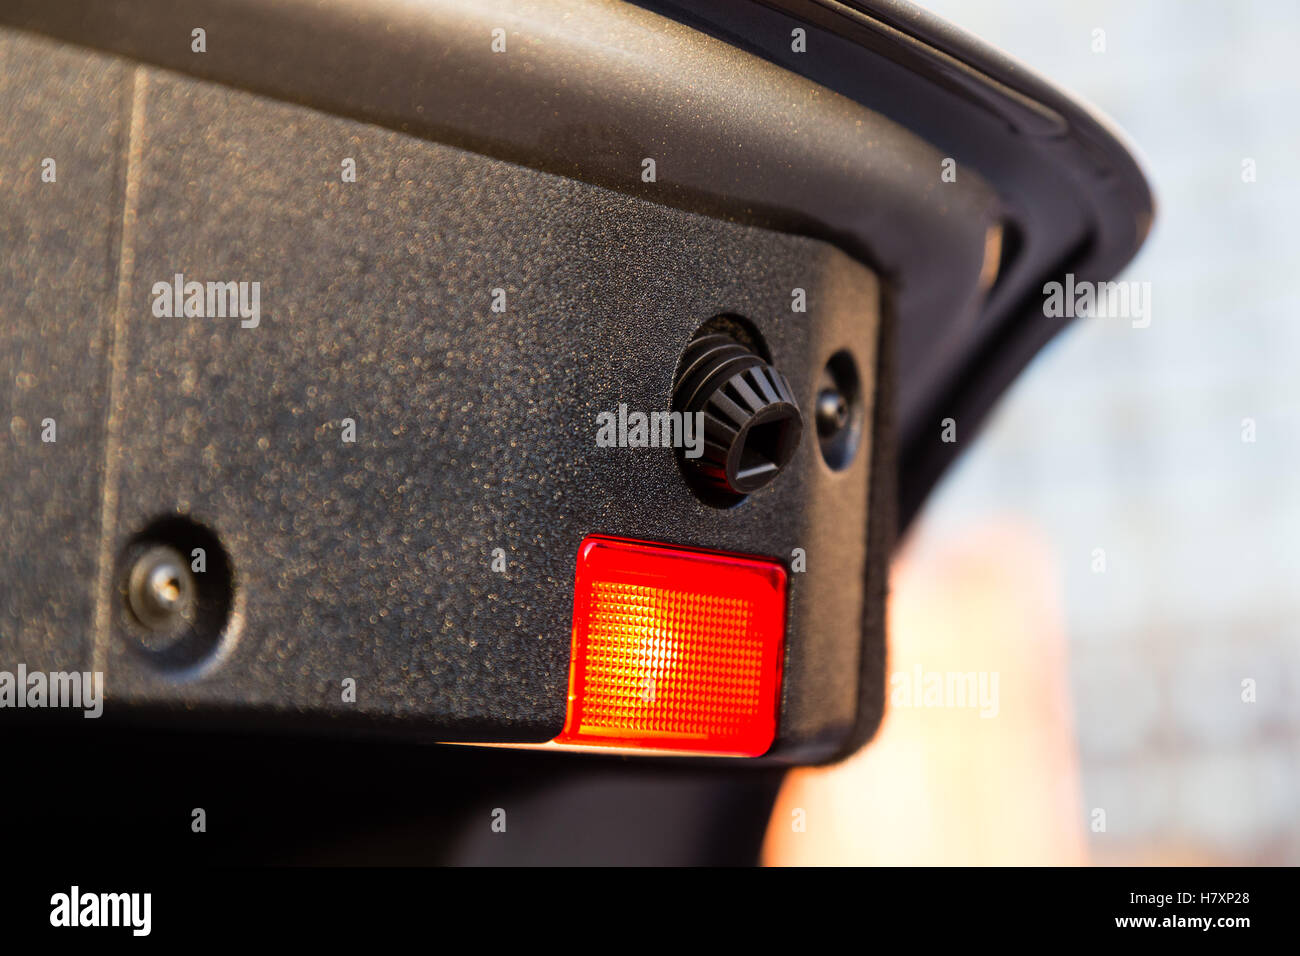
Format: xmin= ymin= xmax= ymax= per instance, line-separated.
xmin=0 ymin=28 xmax=883 ymax=761
xmin=0 ymin=1 xmax=1001 ymax=497
xmin=1 ymin=0 xmax=1154 ymax=529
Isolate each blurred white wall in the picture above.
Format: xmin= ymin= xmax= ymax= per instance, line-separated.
xmin=912 ymin=0 xmax=1300 ymax=864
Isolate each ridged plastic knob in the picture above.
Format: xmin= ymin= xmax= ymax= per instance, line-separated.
xmin=672 ymin=332 xmax=803 ymax=497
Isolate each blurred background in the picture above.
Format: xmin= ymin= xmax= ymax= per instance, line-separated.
xmin=768 ymin=0 xmax=1300 ymax=865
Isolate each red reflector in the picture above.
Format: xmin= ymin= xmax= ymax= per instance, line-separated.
xmin=557 ymin=535 xmax=787 ymax=757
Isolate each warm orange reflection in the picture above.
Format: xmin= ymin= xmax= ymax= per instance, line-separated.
xmin=765 ymin=520 xmax=1088 ymax=865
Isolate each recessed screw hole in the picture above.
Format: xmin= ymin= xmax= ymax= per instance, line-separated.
xmin=117 ymin=516 xmax=235 ymax=671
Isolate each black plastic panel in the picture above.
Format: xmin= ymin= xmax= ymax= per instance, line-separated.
xmin=1 ymin=30 xmax=886 ymax=761
xmin=0 ymin=1 xmax=1001 ymax=486
xmin=0 ymin=38 xmax=128 ymax=676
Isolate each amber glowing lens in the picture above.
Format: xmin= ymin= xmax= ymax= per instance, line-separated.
xmin=556 ymin=535 xmax=787 ymax=757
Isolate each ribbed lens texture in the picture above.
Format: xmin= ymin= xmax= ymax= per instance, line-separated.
xmin=557 ymin=535 xmax=786 ymax=756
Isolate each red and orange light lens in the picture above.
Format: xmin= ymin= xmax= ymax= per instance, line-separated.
xmin=557 ymin=535 xmax=787 ymax=757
